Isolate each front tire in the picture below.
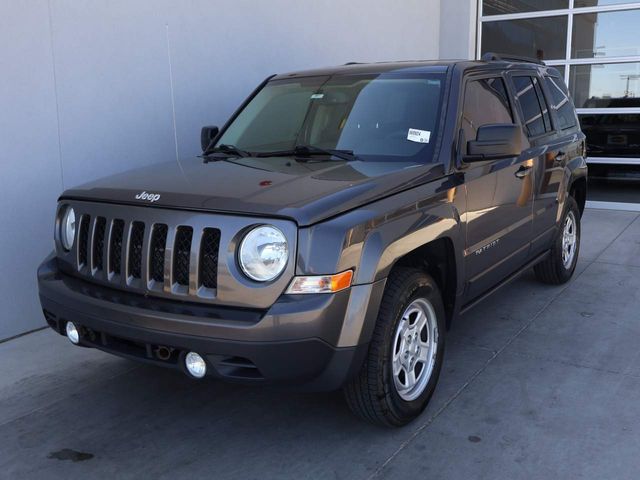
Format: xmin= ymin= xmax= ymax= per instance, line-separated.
xmin=343 ymin=267 xmax=445 ymax=427
xmin=534 ymin=196 xmax=581 ymax=284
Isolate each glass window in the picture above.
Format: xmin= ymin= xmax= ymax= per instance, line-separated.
xmin=575 ymin=0 xmax=638 ymax=7
xmin=579 ymin=113 xmax=640 ymax=158
xmin=461 ymin=77 xmax=513 ymax=149
xmin=483 ymin=0 xmax=568 ymax=16
xmin=569 ymin=63 xmax=640 ymax=108
xmin=572 ymin=10 xmax=640 ymax=59
xmin=544 ymin=76 xmax=578 ymax=130
xmin=216 ymin=73 xmax=446 ymax=163
xmin=512 ymin=76 xmax=552 ymax=137
xmin=481 ymin=16 xmax=568 ymax=61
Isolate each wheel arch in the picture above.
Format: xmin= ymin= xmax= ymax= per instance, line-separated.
xmin=386 ymin=237 xmax=458 ymax=329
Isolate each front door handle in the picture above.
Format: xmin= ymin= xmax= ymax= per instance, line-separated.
xmin=514 ymin=165 xmax=533 ymax=179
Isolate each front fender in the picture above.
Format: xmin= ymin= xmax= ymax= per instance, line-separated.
xmin=296 ymin=177 xmax=466 ymax=290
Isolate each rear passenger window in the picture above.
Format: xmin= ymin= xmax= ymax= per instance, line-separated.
xmin=461 ymin=77 xmax=513 ymax=151
xmin=544 ymin=76 xmax=578 ymax=130
xmin=512 ymin=76 xmax=552 ymax=138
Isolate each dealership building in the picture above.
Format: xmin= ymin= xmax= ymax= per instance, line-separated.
xmin=1 ymin=0 xmax=638 ymax=340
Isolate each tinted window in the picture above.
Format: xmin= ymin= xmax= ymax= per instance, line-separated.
xmin=545 ymin=76 xmax=577 ymax=130
xmin=579 ymin=113 xmax=640 ymax=158
xmin=461 ymin=77 xmax=513 ymax=151
xmin=569 ymin=62 xmax=640 ymax=109
xmin=483 ymin=0 xmax=568 ymax=15
xmin=512 ymin=76 xmax=551 ymax=137
xmin=481 ymin=16 xmax=568 ymax=61
xmin=572 ymin=10 xmax=640 ymax=59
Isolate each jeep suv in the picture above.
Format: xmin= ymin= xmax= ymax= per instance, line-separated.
xmin=38 ymin=54 xmax=587 ymax=426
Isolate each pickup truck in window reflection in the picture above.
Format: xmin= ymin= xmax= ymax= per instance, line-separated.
xmin=38 ymin=53 xmax=587 ymax=427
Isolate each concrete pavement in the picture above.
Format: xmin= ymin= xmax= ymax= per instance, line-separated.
xmin=1 ymin=208 xmax=639 ymax=479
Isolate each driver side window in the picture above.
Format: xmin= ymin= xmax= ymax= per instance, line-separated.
xmin=461 ymin=77 xmax=513 ymax=154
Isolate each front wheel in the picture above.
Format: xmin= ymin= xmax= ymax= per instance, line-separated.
xmin=534 ymin=196 xmax=581 ymax=284
xmin=343 ymin=267 xmax=445 ymax=427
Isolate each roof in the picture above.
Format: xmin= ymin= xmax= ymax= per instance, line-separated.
xmin=271 ymin=58 xmax=555 ymax=80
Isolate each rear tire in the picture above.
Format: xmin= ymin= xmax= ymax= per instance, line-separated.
xmin=534 ymin=196 xmax=581 ymax=285
xmin=343 ymin=267 xmax=445 ymax=427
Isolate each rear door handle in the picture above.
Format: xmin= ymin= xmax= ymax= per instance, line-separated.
xmin=514 ymin=165 xmax=533 ymax=179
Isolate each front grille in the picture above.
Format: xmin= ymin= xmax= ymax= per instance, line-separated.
xmin=200 ymin=228 xmax=221 ymax=289
xmin=58 ymin=202 xmax=297 ymax=307
xmin=128 ymin=222 xmax=145 ymax=279
xmin=93 ymin=217 xmax=106 ymax=271
xmin=173 ymin=227 xmax=193 ymax=286
xmin=109 ymin=219 xmax=124 ymax=275
xmin=150 ymin=224 xmax=168 ymax=283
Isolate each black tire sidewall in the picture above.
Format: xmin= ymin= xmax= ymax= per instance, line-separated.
xmin=382 ymin=273 xmax=446 ymax=423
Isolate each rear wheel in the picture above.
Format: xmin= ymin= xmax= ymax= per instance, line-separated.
xmin=344 ymin=267 xmax=445 ymax=427
xmin=534 ymin=196 xmax=581 ymax=284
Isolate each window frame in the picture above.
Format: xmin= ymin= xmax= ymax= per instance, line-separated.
xmin=507 ymin=71 xmax=556 ymax=140
xmin=542 ymin=73 xmax=579 ymax=131
xmin=456 ymin=71 xmax=517 ymax=167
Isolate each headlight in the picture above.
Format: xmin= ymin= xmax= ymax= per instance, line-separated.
xmin=60 ymin=206 xmax=76 ymax=251
xmin=238 ymin=225 xmax=288 ymax=282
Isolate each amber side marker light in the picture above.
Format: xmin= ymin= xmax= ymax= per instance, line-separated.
xmin=286 ymin=270 xmax=354 ymax=294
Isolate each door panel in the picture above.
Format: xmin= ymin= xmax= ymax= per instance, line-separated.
xmin=464 ymin=156 xmax=534 ymax=301
xmin=458 ymin=75 xmax=534 ymax=303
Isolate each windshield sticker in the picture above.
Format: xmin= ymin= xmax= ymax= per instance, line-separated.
xmin=407 ymin=129 xmax=431 ymax=144
xmin=310 ymin=93 xmax=324 ymax=99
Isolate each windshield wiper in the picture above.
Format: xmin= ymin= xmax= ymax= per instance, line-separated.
xmin=202 ymin=144 xmax=252 ymax=159
xmin=256 ymin=145 xmax=358 ymax=162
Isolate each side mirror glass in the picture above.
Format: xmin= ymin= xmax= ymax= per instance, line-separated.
xmin=465 ymin=123 xmax=522 ymax=162
xmin=201 ymin=125 xmax=219 ymax=152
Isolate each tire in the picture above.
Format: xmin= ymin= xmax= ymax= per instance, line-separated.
xmin=343 ymin=267 xmax=445 ymax=427
xmin=534 ymin=196 xmax=581 ymax=285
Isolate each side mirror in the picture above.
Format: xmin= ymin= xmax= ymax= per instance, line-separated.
xmin=201 ymin=125 xmax=219 ymax=152
xmin=465 ymin=124 xmax=522 ymax=162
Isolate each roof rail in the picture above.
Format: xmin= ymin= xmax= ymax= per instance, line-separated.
xmin=481 ymin=52 xmax=546 ymax=66
xmin=343 ymin=62 xmax=362 ymax=65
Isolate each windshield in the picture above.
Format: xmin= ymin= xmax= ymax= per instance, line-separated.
xmin=215 ymin=72 xmax=446 ymax=163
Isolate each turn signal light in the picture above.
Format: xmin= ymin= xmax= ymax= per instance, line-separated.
xmin=286 ymin=270 xmax=353 ymax=294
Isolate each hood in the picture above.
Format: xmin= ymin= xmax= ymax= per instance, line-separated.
xmin=61 ymin=156 xmax=445 ymax=226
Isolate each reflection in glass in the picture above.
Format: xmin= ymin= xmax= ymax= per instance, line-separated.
xmin=570 ymin=63 xmax=640 ymax=108
xmin=481 ymin=16 xmax=568 ymax=61
xmin=574 ymin=0 xmax=637 ymax=6
xmin=482 ymin=0 xmax=568 ymax=16
xmin=572 ymin=10 xmax=640 ymax=58
xmin=580 ymin=114 xmax=640 ymax=158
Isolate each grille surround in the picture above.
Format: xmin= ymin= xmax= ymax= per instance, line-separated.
xmin=54 ymin=201 xmax=296 ymax=309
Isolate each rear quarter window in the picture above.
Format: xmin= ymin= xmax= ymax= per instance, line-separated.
xmin=544 ymin=76 xmax=578 ymax=130
xmin=512 ymin=76 xmax=552 ymax=138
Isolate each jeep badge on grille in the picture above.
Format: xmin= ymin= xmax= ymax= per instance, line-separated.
xmin=135 ymin=191 xmax=161 ymax=203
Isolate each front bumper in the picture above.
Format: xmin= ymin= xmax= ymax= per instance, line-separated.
xmin=38 ymin=254 xmax=385 ymax=391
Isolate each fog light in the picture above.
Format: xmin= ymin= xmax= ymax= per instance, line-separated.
xmin=185 ymin=352 xmax=207 ymax=378
xmin=65 ymin=321 xmax=80 ymax=345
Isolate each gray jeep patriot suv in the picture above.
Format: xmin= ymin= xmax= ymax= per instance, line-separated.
xmin=38 ymin=54 xmax=587 ymax=426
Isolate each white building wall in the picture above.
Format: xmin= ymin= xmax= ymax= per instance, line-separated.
xmin=0 ymin=0 xmax=475 ymax=340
